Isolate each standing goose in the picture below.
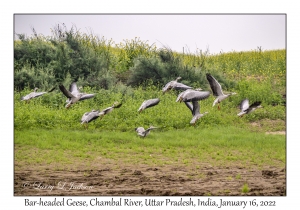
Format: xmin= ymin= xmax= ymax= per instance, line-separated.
xmin=138 ymin=98 xmax=160 ymax=113
xmin=135 ymin=126 xmax=158 ymax=137
xmin=59 ymin=82 xmax=95 ymax=108
xmin=206 ymin=73 xmax=237 ymax=110
xmin=162 ymin=77 xmax=193 ymax=94
xmin=21 ymin=87 xmax=56 ymax=102
xmin=237 ymin=99 xmax=262 ymax=117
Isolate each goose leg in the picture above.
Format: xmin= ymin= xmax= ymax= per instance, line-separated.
xmin=218 ymin=104 xmax=220 ymax=110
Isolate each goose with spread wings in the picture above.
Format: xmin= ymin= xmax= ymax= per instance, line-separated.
xmin=162 ymin=77 xmax=193 ymax=94
xmin=176 ymin=90 xmax=210 ymax=125
xmin=184 ymin=100 xmax=209 ymax=125
xmin=100 ymin=101 xmax=123 ymax=116
xmin=59 ymin=82 xmax=95 ymax=108
xmin=237 ymin=99 xmax=262 ymax=117
xmin=21 ymin=87 xmax=56 ymax=102
xmin=135 ymin=126 xmax=158 ymax=137
xmin=206 ymin=73 xmax=237 ymax=110
xmin=176 ymin=88 xmax=204 ymax=102
xmin=138 ymin=98 xmax=160 ymax=113
xmin=81 ymin=102 xmax=122 ymax=128
xmin=81 ymin=109 xmax=102 ymax=128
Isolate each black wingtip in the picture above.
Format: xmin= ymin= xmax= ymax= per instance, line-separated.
xmin=48 ymin=87 xmax=56 ymax=92
xmin=252 ymin=101 xmax=262 ymax=106
xmin=114 ymin=103 xmax=123 ymax=109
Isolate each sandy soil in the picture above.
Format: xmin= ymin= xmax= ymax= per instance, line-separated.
xmin=14 ymin=163 xmax=286 ymax=196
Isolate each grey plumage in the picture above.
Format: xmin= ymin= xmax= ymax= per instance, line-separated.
xmin=101 ymin=101 xmax=123 ymax=116
xmin=177 ymin=89 xmax=210 ymax=125
xmin=181 ymin=90 xmax=210 ymax=102
xmin=206 ymin=73 xmax=236 ymax=109
xmin=237 ymin=99 xmax=262 ymax=117
xmin=80 ymin=102 xmax=122 ymax=128
xmin=184 ymin=101 xmax=209 ymax=125
xmin=21 ymin=87 xmax=56 ymax=102
xmin=81 ymin=110 xmax=103 ymax=125
xmin=135 ymin=126 xmax=158 ymax=137
xmin=162 ymin=77 xmax=192 ymax=93
xmin=176 ymin=88 xmax=210 ymax=103
xmin=59 ymin=82 xmax=95 ymax=108
xmin=138 ymin=98 xmax=160 ymax=113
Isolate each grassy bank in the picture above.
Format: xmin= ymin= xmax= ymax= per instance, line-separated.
xmin=15 ymin=127 xmax=285 ymax=170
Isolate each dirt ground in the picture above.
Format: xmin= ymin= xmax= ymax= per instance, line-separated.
xmin=14 ymin=162 xmax=286 ymax=196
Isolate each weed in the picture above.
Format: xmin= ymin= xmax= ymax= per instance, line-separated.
xmin=242 ymin=183 xmax=250 ymax=193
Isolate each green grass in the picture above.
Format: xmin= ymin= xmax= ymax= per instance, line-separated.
xmin=14 ymin=126 xmax=286 ymax=169
xmin=242 ymin=183 xmax=250 ymax=193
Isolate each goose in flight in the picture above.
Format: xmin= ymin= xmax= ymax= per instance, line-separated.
xmin=176 ymin=89 xmax=210 ymax=125
xmin=80 ymin=102 xmax=122 ymax=128
xmin=206 ymin=73 xmax=237 ymax=110
xmin=184 ymin=100 xmax=208 ymax=126
xmin=135 ymin=126 xmax=158 ymax=137
xmin=176 ymin=88 xmax=207 ymax=102
xmin=138 ymin=98 xmax=160 ymax=113
xmin=21 ymin=87 xmax=56 ymax=102
xmin=237 ymin=99 xmax=262 ymax=117
xmin=59 ymin=82 xmax=95 ymax=108
xmin=162 ymin=77 xmax=193 ymax=94
xmin=100 ymin=101 xmax=123 ymax=116
xmin=81 ymin=109 xmax=103 ymax=128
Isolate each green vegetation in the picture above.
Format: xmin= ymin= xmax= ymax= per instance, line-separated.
xmin=242 ymin=183 xmax=250 ymax=193
xmin=14 ymin=24 xmax=286 ymax=170
xmin=14 ymin=127 xmax=285 ymax=168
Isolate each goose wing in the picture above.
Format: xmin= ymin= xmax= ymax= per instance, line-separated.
xmin=191 ymin=100 xmax=200 ymax=116
xmin=206 ymin=73 xmax=224 ymax=96
xmin=81 ymin=110 xmax=100 ymax=123
xmin=184 ymin=102 xmax=193 ymax=114
xmin=79 ymin=93 xmax=95 ymax=101
xmin=81 ymin=111 xmax=92 ymax=123
xmin=20 ymin=92 xmax=35 ymax=101
xmin=135 ymin=127 xmax=145 ymax=133
xmin=33 ymin=86 xmax=56 ymax=98
xmin=138 ymin=98 xmax=160 ymax=111
xmin=249 ymin=101 xmax=262 ymax=109
xmin=69 ymin=82 xmax=80 ymax=95
xmin=239 ymin=99 xmax=250 ymax=111
xmin=182 ymin=91 xmax=210 ymax=102
xmin=135 ymin=127 xmax=146 ymax=136
xmin=144 ymin=98 xmax=160 ymax=108
xmin=47 ymin=87 xmax=56 ymax=93
xmin=113 ymin=102 xmax=123 ymax=109
xmin=176 ymin=89 xmax=191 ymax=102
xmin=33 ymin=91 xmax=47 ymax=98
xmin=172 ymin=82 xmax=193 ymax=90
xmin=59 ymin=84 xmax=75 ymax=98
xmin=162 ymin=81 xmax=173 ymax=92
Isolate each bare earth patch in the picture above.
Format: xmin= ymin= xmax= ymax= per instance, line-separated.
xmin=14 ymin=162 xmax=286 ymax=196
xmin=266 ymin=131 xmax=286 ymax=135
